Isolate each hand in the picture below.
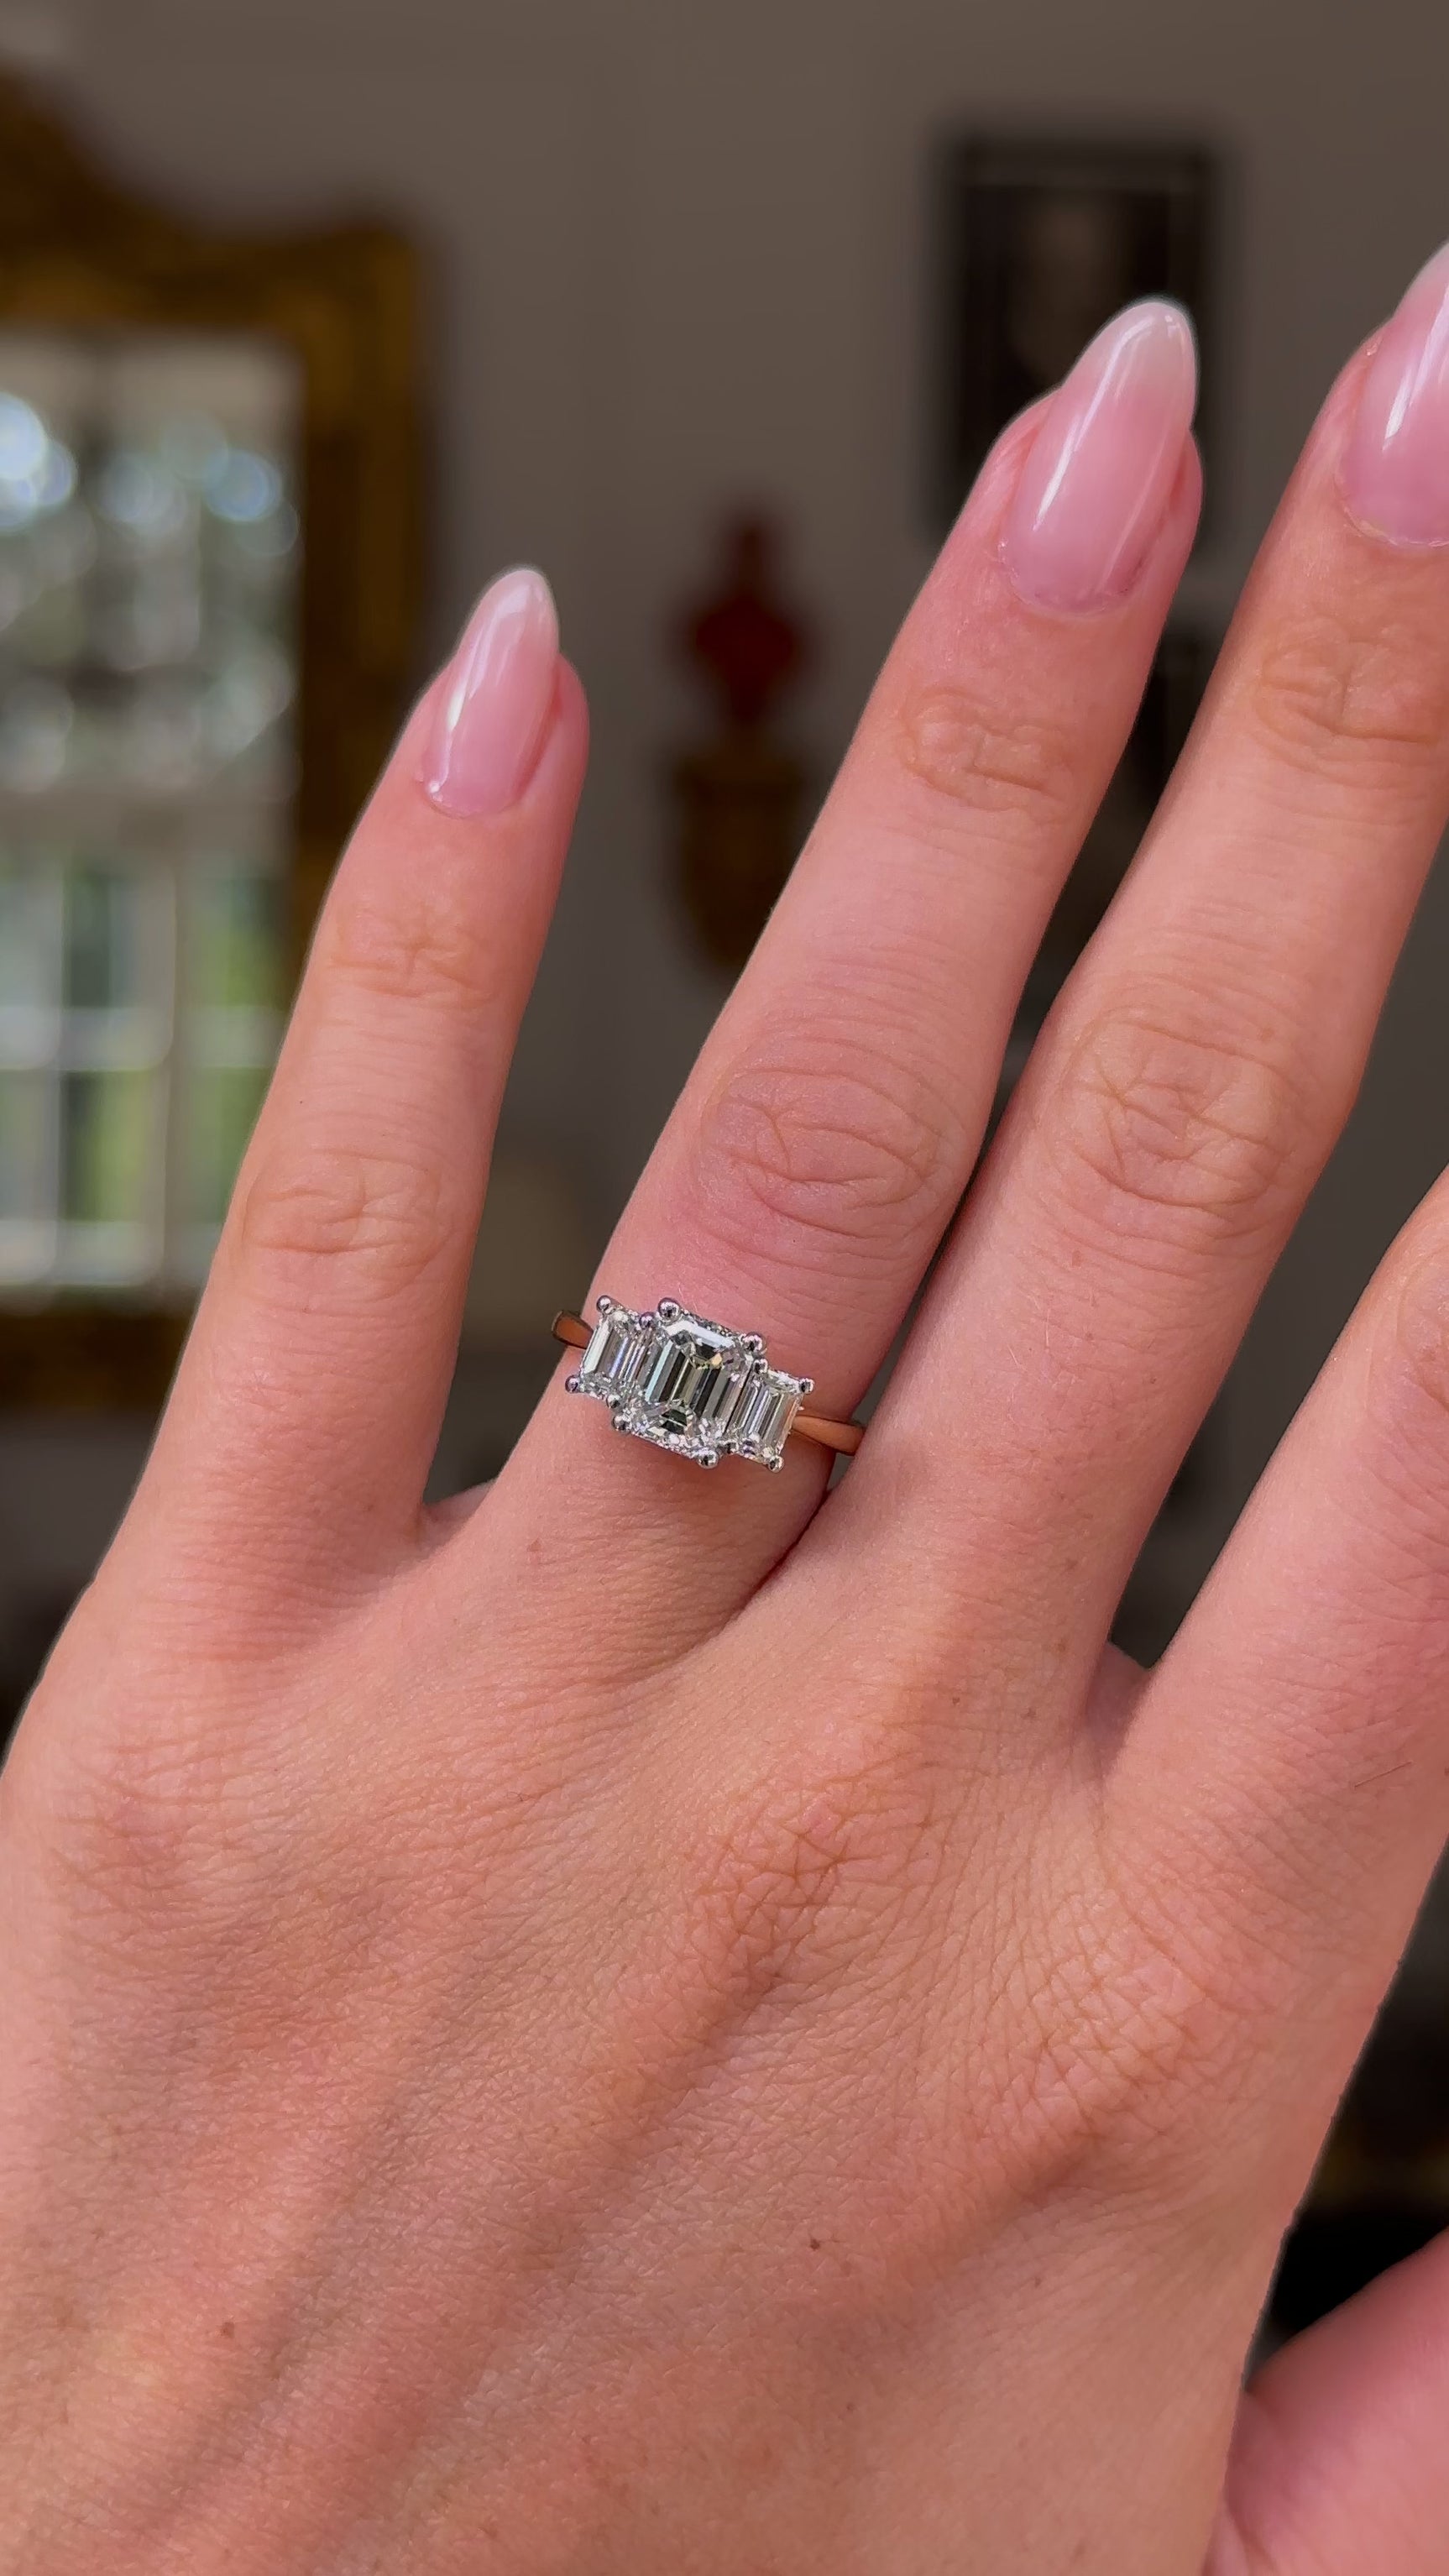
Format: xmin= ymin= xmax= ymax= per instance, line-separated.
xmin=6 ymin=267 xmax=1449 ymax=2575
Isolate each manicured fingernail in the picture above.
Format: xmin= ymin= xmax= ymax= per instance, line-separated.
xmin=422 ymin=568 xmax=559 ymax=815
xmin=1341 ymin=243 xmax=1449 ymax=546
xmin=1000 ymin=301 xmax=1198 ymax=612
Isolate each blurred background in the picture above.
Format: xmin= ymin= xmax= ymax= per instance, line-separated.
xmin=0 ymin=0 xmax=1446 ymax=2343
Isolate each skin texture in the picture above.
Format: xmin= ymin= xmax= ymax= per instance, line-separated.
xmin=3 ymin=288 xmax=1449 ymax=2572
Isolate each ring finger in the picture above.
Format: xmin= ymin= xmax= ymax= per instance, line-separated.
xmin=499 ymin=302 xmax=1201 ymax=1618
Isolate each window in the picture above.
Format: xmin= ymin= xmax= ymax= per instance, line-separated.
xmin=0 ymin=73 xmax=421 ymax=1407
xmin=0 ymin=332 xmax=300 ymax=1297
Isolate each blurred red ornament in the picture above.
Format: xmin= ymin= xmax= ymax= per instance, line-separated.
xmin=671 ymin=516 xmax=813 ymax=975
xmin=681 ymin=514 xmax=811 ymax=729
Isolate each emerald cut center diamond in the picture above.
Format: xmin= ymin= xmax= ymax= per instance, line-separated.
xmin=567 ymin=1296 xmax=808 ymax=1470
xmin=639 ymin=1314 xmax=747 ymax=1442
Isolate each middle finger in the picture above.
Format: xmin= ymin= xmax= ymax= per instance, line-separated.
xmin=869 ymin=245 xmax=1449 ymax=1692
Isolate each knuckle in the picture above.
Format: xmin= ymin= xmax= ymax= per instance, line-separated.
xmin=42 ymin=1736 xmax=376 ymax=2051
xmin=687 ymin=1746 xmax=949 ymax=2020
xmin=1046 ymin=997 xmax=1305 ymax=1259
xmin=1247 ymin=605 xmax=1449 ymax=778
xmin=697 ymin=1036 xmax=959 ymax=1270
xmin=27 ymin=1692 xmax=283 ymax=1957
xmin=236 ymin=1142 xmax=453 ymax=1299
xmin=1383 ymin=1240 xmax=1449 ymax=1422
xmin=323 ymin=869 xmax=506 ymax=1015
xmin=894 ymin=681 xmax=1080 ymax=825
xmin=1073 ymin=1920 xmax=1237 ymax=2145
xmin=998 ymin=1876 xmax=1248 ymax=2197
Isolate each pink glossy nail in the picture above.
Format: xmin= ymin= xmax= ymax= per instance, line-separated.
xmin=1001 ymin=301 xmax=1198 ymax=613
xmin=1341 ymin=243 xmax=1449 ymax=546
xmin=422 ymin=568 xmax=559 ymax=815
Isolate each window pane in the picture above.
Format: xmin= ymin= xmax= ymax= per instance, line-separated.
xmin=190 ymin=867 xmax=284 ymax=1010
xmin=0 ymin=1069 xmax=51 ymax=1219
xmin=60 ymin=1070 xmax=158 ymax=1224
xmin=0 ymin=862 xmax=59 ymax=1012
xmin=65 ymin=866 xmax=146 ymax=1010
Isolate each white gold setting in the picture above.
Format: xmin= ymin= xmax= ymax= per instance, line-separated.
xmin=565 ymin=1295 xmax=810 ymax=1471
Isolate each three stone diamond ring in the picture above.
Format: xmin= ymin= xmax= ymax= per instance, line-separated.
xmin=553 ymin=1299 xmax=864 ymax=1469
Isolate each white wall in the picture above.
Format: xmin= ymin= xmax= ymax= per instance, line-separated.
xmin=5 ymin=0 xmax=1449 ymax=1609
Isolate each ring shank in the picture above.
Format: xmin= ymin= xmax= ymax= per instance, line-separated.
xmin=551 ymin=1314 xmax=863 ymax=1458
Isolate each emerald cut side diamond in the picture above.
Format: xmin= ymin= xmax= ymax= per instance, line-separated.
xmin=574 ymin=1303 xmax=649 ymax=1402
xmin=567 ymin=1296 xmax=808 ymax=1471
xmin=731 ymin=1368 xmax=803 ymax=1469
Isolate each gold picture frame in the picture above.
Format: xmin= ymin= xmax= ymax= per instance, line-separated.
xmin=0 ymin=76 xmax=423 ymax=1410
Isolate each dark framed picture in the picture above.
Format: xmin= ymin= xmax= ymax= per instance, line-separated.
xmin=936 ymin=137 xmax=1216 ymax=528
